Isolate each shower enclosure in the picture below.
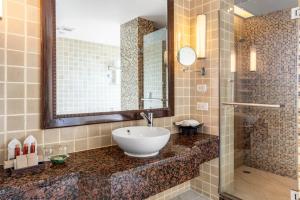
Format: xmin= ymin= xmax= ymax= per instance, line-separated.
xmin=219 ymin=1 xmax=299 ymax=199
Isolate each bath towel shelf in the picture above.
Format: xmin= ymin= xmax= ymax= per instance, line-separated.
xmin=222 ymin=102 xmax=284 ymax=108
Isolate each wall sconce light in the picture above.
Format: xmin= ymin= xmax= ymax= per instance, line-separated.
xmin=250 ymin=45 xmax=256 ymax=72
xmin=231 ymin=49 xmax=236 ymax=73
xmin=196 ymin=15 xmax=206 ymax=59
xmin=0 ymin=0 xmax=3 ymax=19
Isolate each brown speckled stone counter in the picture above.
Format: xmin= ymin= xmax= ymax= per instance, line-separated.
xmin=0 ymin=133 xmax=219 ymax=199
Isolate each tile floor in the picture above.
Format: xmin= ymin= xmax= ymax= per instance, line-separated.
xmin=171 ymin=190 xmax=209 ymax=200
xmin=223 ymin=166 xmax=297 ymax=200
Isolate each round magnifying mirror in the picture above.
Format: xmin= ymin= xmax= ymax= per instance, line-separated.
xmin=177 ymin=46 xmax=197 ymax=66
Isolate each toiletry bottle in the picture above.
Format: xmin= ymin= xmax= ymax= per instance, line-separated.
xmin=23 ymin=144 xmax=29 ymax=155
xmin=15 ymin=144 xmax=21 ymax=158
xmin=30 ymin=143 xmax=35 ymax=154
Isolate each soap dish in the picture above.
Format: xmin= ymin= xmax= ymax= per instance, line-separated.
xmin=50 ymin=154 xmax=69 ymax=165
xmin=176 ymin=124 xmax=204 ymax=135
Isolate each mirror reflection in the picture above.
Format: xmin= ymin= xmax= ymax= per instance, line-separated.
xmin=55 ymin=0 xmax=168 ymax=115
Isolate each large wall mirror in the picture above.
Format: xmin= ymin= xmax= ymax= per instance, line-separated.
xmin=42 ymin=0 xmax=174 ymax=128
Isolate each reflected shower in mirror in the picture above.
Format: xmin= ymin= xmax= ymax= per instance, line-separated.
xmin=55 ymin=0 xmax=168 ymax=115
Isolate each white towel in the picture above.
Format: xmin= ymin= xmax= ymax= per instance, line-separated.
xmin=175 ymin=120 xmax=202 ymax=127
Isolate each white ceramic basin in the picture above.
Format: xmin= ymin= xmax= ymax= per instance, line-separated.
xmin=112 ymin=126 xmax=171 ymax=158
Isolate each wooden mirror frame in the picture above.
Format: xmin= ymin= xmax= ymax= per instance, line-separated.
xmin=42 ymin=0 xmax=175 ymax=128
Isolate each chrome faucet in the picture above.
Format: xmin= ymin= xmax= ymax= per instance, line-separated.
xmin=140 ymin=112 xmax=153 ymax=127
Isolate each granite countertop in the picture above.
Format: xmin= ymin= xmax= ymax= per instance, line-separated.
xmin=0 ymin=133 xmax=219 ymax=199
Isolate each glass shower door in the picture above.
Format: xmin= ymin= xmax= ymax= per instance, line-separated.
xmin=219 ymin=1 xmax=298 ymax=199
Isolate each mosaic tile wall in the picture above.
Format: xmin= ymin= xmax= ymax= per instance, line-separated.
xmin=143 ymin=29 xmax=167 ymax=109
xmin=120 ymin=17 xmax=155 ymax=110
xmin=56 ymin=37 xmax=121 ymax=114
xmin=234 ymin=9 xmax=297 ymax=179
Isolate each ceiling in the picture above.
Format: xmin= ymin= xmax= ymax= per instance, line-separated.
xmin=235 ymin=0 xmax=298 ymax=16
xmin=56 ymin=0 xmax=167 ymax=46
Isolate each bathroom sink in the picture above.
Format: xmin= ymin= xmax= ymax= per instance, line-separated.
xmin=112 ymin=126 xmax=170 ymax=157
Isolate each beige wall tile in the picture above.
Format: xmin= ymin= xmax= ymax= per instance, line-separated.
xmin=0 ymin=66 xmax=4 ymax=81
xmin=100 ymin=136 xmax=111 ymax=147
xmin=7 ymin=67 xmax=24 ymax=82
xmin=75 ymin=126 xmax=87 ymax=139
xmin=87 ymin=125 xmax=100 ymax=137
xmin=0 ymin=18 xmax=5 ymax=33
xmin=0 ymin=100 xmax=4 ymax=115
xmin=7 ymin=99 xmax=24 ymax=115
xmin=7 ymin=50 xmax=24 ymax=66
xmin=26 ymin=68 xmax=40 ymax=83
xmin=0 ymin=116 xmax=4 ymax=132
xmin=60 ymin=141 xmax=74 ymax=153
xmin=27 ymin=6 xmax=40 ymax=22
xmin=7 ymin=115 xmax=25 ymax=131
xmin=0 ymin=50 xmax=4 ymax=65
xmin=60 ymin=127 xmax=75 ymax=141
xmin=27 ymin=0 xmax=40 ymax=7
xmin=0 ymin=134 xmax=5 ymax=149
xmin=87 ymin=137 xmax=101 ymax=149
xmin=27 ymin=53 xmax=40 ymax=68
xmin=7 ymin=35 xmax=25 ymax=51
xmin=101 ymin=123 xmax=111 ymax=136
xmin=26 ymin=99 xmax=40 ymax=113
xmin=0 ymin=83 xmax=4 ymax=98
xmin=7 ymin=18 xmax=25 ymax=34
xmin=27 ymin=84 xmax=40 ymax=98
xmin=7 ymin=0 xmax=25 ymax=19
xmin=27 ymin=22 xmax=40 ymax=38
xmin=75 ymin=139 xmax=87 ymax=152
xmin=7 ymin=83 xmax=24 ymax=98
xmin=27 ymin=37 xmax=40 ymax=53
xmin=44 ymin=129 xmax=59 ymax=144
xmin=0 ymin=33 xmax=4 ymax=48
xmin=26 ymin=114 xmax=40 ymax=129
